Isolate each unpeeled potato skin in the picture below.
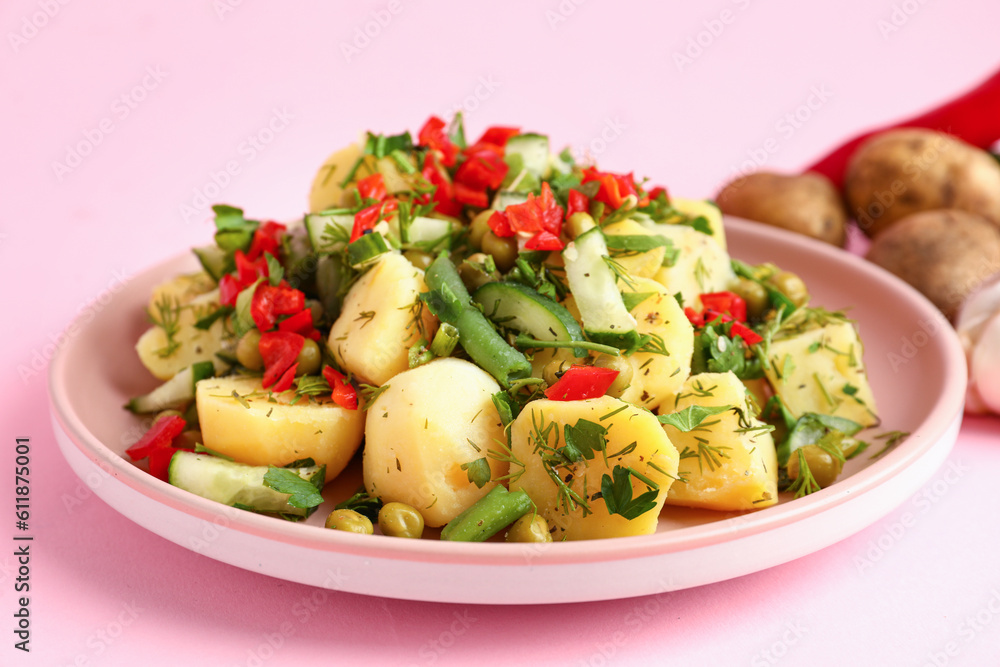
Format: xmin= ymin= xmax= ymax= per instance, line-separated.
xmin=866 ymin=209 xmax=1000 ymax=322
xmin=845 ymin=129 xmax=1000 ymax=237
xmin=715 ymin=171 xmax=847 ymax=246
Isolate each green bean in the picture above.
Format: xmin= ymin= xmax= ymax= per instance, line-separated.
xmin=423 ymin=255 xmax=531 ymax=387
xmin=441 ymin=485 xmax=533 ymax=542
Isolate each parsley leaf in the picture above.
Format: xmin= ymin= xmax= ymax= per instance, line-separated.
xmin=600 ymin=465 xmax=659 ymax=520
xmin=562 ymin=419 xmax=608 ymax=463
xmin=335 ymin=487 xmax=382 ymax=521
xmin=657 ymin=404 xmax=733 ymax=431
xmin=263 ymin=466 xmax=325 ymax=509
xmin=461 ymin=458 xmax=491 ymax=488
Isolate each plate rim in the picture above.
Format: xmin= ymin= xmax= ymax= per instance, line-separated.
xmin=47 ymin=217 xmax=969 ymax=570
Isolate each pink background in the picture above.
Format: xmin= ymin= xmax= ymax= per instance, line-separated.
xmin=5 ymin=1 xmax=1000 ymax=665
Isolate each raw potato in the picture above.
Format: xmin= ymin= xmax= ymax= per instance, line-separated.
xmin=363 ymin=358 xmax=508 ymax=527
xmin=761 ymin=308 xmax=880 ymax=427
xmin=662 ymin=372 xmax=778 ymax=511
xmin=715 ymin=172 xmax=847 ymax=246
xmin=642 ymin=223 xmax=735 ymax=307
xmin=866 ymin=209 xmax=1000 ymax=321
xmin=196 ymin=376 xmax=365 ymax=483
xmin=136 ymin=289 xmax=234 ymax=381
xmin=845 ymin=129 xmax=1000 ymax=236
xmin=617 ymin=277 xmax=694 ymax=410
xmin=510 ymin=396 xmax=679 ymax=541
xmin=328 ymin=252 xmax=438 ymax=386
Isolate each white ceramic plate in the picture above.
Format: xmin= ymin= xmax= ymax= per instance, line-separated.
xmin=48 ymin=217 xmax=967 ymax=604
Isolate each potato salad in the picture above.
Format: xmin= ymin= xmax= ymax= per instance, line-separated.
xmin=124 ymin=115 xmax=885 ymax=542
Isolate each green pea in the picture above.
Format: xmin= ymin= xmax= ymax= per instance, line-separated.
xmin=324 ymin=509 xmax=373 ymax=534
xmin=481 ymin=231 xmax=519 ymax=273
xmin=733 ymin=278 xmax=770 ymax=320
xmin=768 ymin=271 xmax=810 ymax=307
xmin=236 ymin=329 xmax=263 ymax=370
xmin=593 ymin=354 xmax=633 ymax=398
xmin=506 ymin=514 xmax=552 ymax=543
xmin=787 ymin=444 xmax=843 ymax=489
xmin=378 ymin=502 xmax=425 ymax=539
xmin=295 ymin=338 xmax=322 ymax=376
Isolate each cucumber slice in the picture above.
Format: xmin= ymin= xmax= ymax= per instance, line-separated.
xmin=193 ymin=245 xmax=230 ymax=282
xmin=492 ymin=190 xmax=529 ymax=211
xmin=347 ymin=232 xmax=391 ymax=267
xmin=305 ymin=209 xmax=355 ymax=253
xmin=126 ymin=361 xmax=216 ymax=414
xmin=472 ymin=282 xmax=588 ymax=358
xmin=563 ymin=224 xmax=640 ymax=349
xmin=388 ymin=215 xmax=452 ymax=250
xmin=168 ymin=451 xmax=325 ymax=519
xmin=504 ymin=133 xmax=549 ymax=178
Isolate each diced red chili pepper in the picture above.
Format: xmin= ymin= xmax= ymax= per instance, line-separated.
xmin=567 ymin=189 xmax=589 ymax=218
xmin=700 ymin=292 xmax=747 ymax=323
xmin=453 ymin=182 xmax=489 ymax=208
xmin=487 ymin=210 xmax=514 ymax=237
xmin=582 ymin=168 xmax=638 ymax=210
xmin=506 ymin=182 xmax=564 ymax=236
xmin=421 ymin=162 xmax=464 ymax=217
xmin=703 ymin=309 xmax=734 ymax=325
xmin=126 ymin=415 xmax=186 ymax=461
xmin=731 ymin=322 xmax=764 ymax=346
xmin=271 ymin=362 xmax=298 ymax=393
xmin=524 ymin=231 xmax=565 ymax=251
xmin=454 ymin=149 xmax=509 ymax=191
xmin=350 ymin=200 xmax=398 ymax=243
xmin=357 ymin=173 xmax=388 ymax=201
xmin=251 ymin=284 xmax=306 ymax=332
xmin=246 ymin=221 xmax=286 ymax=262
xmin=418 ymin=116 xmax=459 ymax=167
xmin=474 ymin=126 xmax=520 ymax=148
xmin=322 ymin=366 xmax=359 ymax=410
xmin=544 ymin=365 xmax=620 ymax=401
xmin=647 ymin=186 xmax=668 ymax=201
xmin=147 ymin=443 xmax=194 ymax=482
xmin=277 ymin=308 xmax=315 ymax=337
xmin=234 ymin=250 xmax=269 ymax=285
xmin=259 ymin=331 xmax=304 ymax=390
xmin=684 ymin=307 xmax=705 ymax=328
xmin=218 ymin=274 xmax=240 ymax=306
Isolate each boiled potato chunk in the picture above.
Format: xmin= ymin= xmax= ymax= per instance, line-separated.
xmin=328 ymin=252 xmax=438 ymax=386
xmin=363 ymin=358 xmax=508 ymax=527
xmin=603 ymin=219 xmax=667 ymax=279
xmin=671 ymin=197 xmax=728 ymax=251
xmin=663 ymin=372 xmax=778 ymax=511
xmin=647 ymin=223 xmax=736 ymax=307
xmin=148 ymin=271 xmax=216 ymax=312
xmin=762 ymin=309 xmax=879 ymax=427
xmin=196 ymin=376 xmax=364 ymax=483
xmin=308 ymin=142 xmax=373 ymax=213
xmin=510 ymin=396 xmax=679 ymax=540
xmin=617 ymin=277 xmax=693 ymax=410
xmin=137 ymin=289 xmax=234 ymax=381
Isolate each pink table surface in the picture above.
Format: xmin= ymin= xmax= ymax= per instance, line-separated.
xmin=5 ymin=1 xmax=1000 ymax=665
